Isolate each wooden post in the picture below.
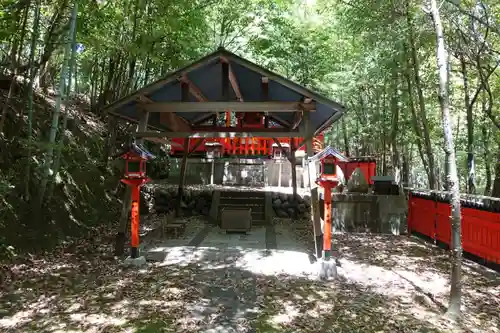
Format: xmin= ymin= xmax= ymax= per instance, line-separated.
xmin=210 ymin=158 xmax=215 ymax=185
xmin=304 ymin=111 xmax=323 ymax=258
xmin=323 ymin=185 xmax=332 ymax=258
xmin=290 ymin=139 xmax=298 ymax=201
xmin=176 ymin=138 xmax=189 ymax=216
xmin=130 ymin=185 xmax=140 ymax=258
xmin=278 ymin=161 xmax=282 ymax=187
xmin=176 ymin=81 xmax=190 ymax=216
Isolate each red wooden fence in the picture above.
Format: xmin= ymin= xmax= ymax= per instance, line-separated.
xmin=337 ymin=159 xmax=376 ymax=185
xmin=408 ymin=191 xmax=500 ymax=264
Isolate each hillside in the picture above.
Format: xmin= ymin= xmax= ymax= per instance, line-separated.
xmin=0 ymin=76 xmax=122 ymax=255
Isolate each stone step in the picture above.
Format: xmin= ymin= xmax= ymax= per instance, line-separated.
xmin=219 ymin=205 xmax=265 ymax=214
xmin=219 ymin=191 xmax=266 ymax=199
xmin=220 ymin=204 xmax=264 ymax=211
xmin=219 ymin=197 xmax=264 ymax=205
xmin=219 ymin=200 xmax=265 ymax=207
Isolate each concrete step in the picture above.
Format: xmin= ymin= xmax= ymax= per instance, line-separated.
xmin=219 ymin=202 xmax=264 ymax=209
xmin=220 ymin=191 xmax=266 ymax=199
xmin=215 ymin=190 xmax=269 ymax=227
xmin=219 ymin=197 xmax=264 ymax=205
xmin=219 ymin=207 xmax=265 ymax=216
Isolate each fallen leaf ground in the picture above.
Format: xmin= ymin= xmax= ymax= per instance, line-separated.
xmin=0 ymin=216 xmax=498 ymax=333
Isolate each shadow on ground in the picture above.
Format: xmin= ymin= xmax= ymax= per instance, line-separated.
xmin=1 ymin=220 xmax=499 ymax=333
xmin=0 ymin=245 xmax=461 ymax=333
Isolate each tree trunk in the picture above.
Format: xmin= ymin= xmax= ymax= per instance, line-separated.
xmin=37 ymin=2 xmax=76 ymax=208
xmin=403 ymin=45 xmax=428 ymax=178
xmin=47 ymin=3 xmax=78 ymax=202
xmin=390 ymin=67 xmax=400 ymax=183
xmin=492 ymin=144 xmax=500 ymax=198
xmin=341 ymin=115 xmax=349 ymax=156
xmin=482 ymin=125 xmax=492 ymax=196
xmin=481 ymin=92 xmax=492 ymax=195
xmin=24 ymin=0 xmax=41 ymax=201
xmin=429 ymin=0 xmax=462 ymax=318
xmin=0 ymin=13 xmax=21 ymax=135
xmin=406 ymin=2 xmax=437 ymax=189
xmin=459 ymin=55 xmax=476 ymax=194
xmin=17 ymin=1 xmax=30 ymax=85
xmin=402 ymin=148 xmax=410 ymax=186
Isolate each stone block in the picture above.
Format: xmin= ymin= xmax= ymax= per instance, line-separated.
xmin=123 ymin=256 xmax=147 ymax=267
xmin=145 ymin=249 xmax=168 ymax=262
xmin=347 ymin=168 xmax=369 ymax=193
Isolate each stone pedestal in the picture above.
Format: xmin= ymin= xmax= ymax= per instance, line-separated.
xmin=123 ymin=256 xmax=147 ymax=267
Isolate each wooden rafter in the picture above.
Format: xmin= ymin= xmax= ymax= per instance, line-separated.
xmin=178 ymin=76 xmax=219 ymax=126
xmin=142 ymin=101 xmax=316 ymax=113
xmin=178 ymin=75 xmax=208 ymax=101
xmin=144 ymin=137 xmax=169 ymax=145
xmin=136 ymin=95 xmax=191 ymax=132
xmin=268 ymin=115 xmax=291 ymax=128
xmin=187 ymin=138 xmax=205 ymax=156
xmin=221 ymin=56 xmax=243 ymax=101
xmin=262 ymin=76 xmax=269 ymax=128
xmin=291 ymin=111 xmax=303 ymax=130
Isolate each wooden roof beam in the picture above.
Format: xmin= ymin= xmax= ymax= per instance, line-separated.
xmin=136 ymin=95 xmax=192 ymax=132
xmin=178 ymin=75 xmax=208 ymax=102
xmin=142 ymin=101 xmax=316 ymax=113
xmin=134 ymin=130 xmax=304 ymax=138
xmin=291 ymin=111 xmax=303 ymax=130
xmin=177 ymin=75 xmax=221 ymax=126
xmin=268 ymin=115 xmax=291 ymax=128
xmin=144 ymin=137 xmax=169 ymax=145
xmin=291 ymin=97 xmax=311 ymax=130
xmin=221 ymin=56 xmax=243 ymax=102
xmin=190 ymin=126 xmax=296 ymax=133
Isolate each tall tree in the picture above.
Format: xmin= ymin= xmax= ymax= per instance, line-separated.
xmin=37 ymin=2 xmax=78 ymax=208
xmin=24 ymin=0 xmax=41 ymax=200
xmin=428 ymin=0 xmax=463 ymax=318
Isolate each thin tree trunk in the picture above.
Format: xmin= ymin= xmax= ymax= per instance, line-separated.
xmin=390 ymin=67 xmax=400 ymax=183
xmin=0 ymin=13 xmax=21 ymax=135
xmin=24 ymin=0 xmax=41 ymax=201
xmin=37 ymin=2 xmax=76 ymax=208
xmin=403 ymin=45 xmax=428 ymax=177
xmin=341 ymin=115 xmax=349 ymax=156
xmin=429 ymin=0 xmax=462 ymax=318
xmin=459 ymin=55 xmax=476 ymax=193
xmin=406 ymin=2 xmax=437 ymax=189
xmin=482 ymin=121 xmax=491 ymax=196
xmin=482 ymin=94 xmax=492 ymax=196
xmin=47 ymin=3 xmax=78 ymax=202
xmin=17 ymin=2 xmax=30 ymax=85
xmin=492 ymin=144 xmax=500 ymax=198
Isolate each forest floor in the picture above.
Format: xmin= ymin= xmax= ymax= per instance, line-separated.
xmin=0 ymin=216 xmax=498 ymax=333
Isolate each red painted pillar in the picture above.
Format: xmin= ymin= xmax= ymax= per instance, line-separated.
xmin=323 ymin=185 xmax=332 ymax=258
xmin=130 ymin=185 xmax=140 ymax=258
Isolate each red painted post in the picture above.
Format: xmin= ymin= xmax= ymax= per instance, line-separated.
xmin=323 ymin=185 xmax=332 ymax=256
xmin=130 ymin=185 xmax=140 ymax=258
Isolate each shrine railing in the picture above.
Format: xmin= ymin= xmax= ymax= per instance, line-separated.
xmin=407 ymin=189 xmax=500 ymax=265
xmin=169 ymin=134 xmax=325 ymax=157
